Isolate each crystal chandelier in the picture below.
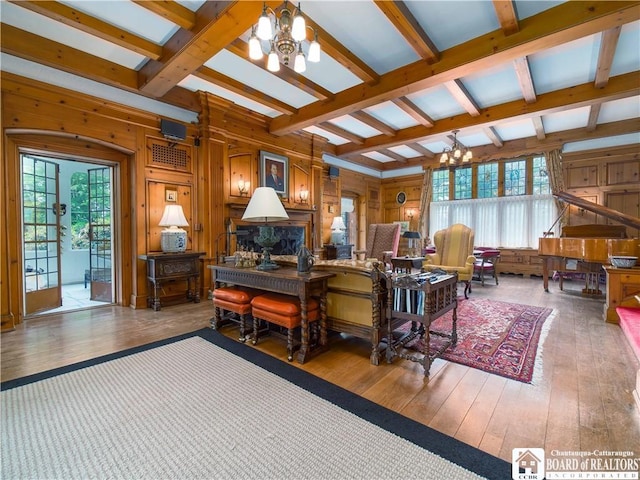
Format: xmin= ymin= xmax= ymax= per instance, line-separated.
xmin=440 ymin=130 xmax=473 ymax=167
xmin=248 ymin=1 xmax=321 ymax=74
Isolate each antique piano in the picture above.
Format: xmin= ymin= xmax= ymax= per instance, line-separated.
xmin=538 ymin=192 xmax=640 ymax=295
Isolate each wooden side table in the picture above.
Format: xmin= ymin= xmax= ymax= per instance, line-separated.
xmin=139 ymin=252 xmax=205 ymax=311
xmin=391 ymin=256 xmax=425 ymax=273
xmin=325 ymin=244 xmax=353 ymax=260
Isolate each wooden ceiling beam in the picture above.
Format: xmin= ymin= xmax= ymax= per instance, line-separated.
xmin=270 ymin=1 xmax=640 ymax=135
xmin=586 ymin=104 xmax=602 ymax=132
xmin=392 ymin=97 xmax=434 ymax=127
xmin=10 ymin=0 xmax=163 ymax=60
xmin=193 ymin=67 xmax=297 ymax=115
xmin=349 ymin=111 xmax=397 ymax=137
xmin=406 ymin=142 xmax=435 ymax=158
xmin=444 ymin=80 xmax=481 ymax=116
xmin=374 ymin=0 xmax=439 ymax=62
xmin=532 ymin=117 xmax=546 ymax=140
xmin=492 ymin=0 xmax=519 ymax=35
xmin=379 ymin=148 xmax=408 ymax=163
xmin=138 ymin=1 xmax=274 ymax=97
xmin=513 ymin=57 xmax=537 ymax=103
xmin=132 ymin=0 xmax=196 ymax=30
xmin=302 ymin=17 xmax=379 ymax=83
xmin=484 ymin=127 xmax=504 ymax=147
xmin=318 ymin=122 xmax=365 ymax=144
xmin=595 ymin=26 xmax=622 ymax=88
xmin=336 ymin=71 xmax=639 ymax=156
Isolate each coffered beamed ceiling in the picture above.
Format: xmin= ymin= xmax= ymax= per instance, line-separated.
xmin=1 ymin=0 xmax=638 ymax=173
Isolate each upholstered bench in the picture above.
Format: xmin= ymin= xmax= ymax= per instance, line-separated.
xmin=251 ymin=293 xmax=320 ymax=361
xmin=212 ymin=286 xmax=263 ymax=342
xmin=617 ymin=306 xmax=640 ymax=412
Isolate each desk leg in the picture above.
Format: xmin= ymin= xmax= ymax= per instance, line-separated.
xmin=297 ymin=296 xmax=309 ymax=364
xmin=194 ymin=275 xmax=201 ymax=303
xmin=151 ymin=280 xmax=161 ymax=311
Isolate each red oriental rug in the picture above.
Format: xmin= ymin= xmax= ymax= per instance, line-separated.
xmin=400 ymin=298 xmax=555 ymax=384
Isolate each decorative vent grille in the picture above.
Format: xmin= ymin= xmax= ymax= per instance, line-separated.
xmin=151 ymin=143 xmax=190 ymax=171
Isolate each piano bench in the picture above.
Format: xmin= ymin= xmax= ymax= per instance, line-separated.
xmin=617 ymin=306 xmax=640 ymax=362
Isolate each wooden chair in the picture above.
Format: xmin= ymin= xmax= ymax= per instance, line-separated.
xmin=422 ymin=224 xmax=475 ymax=298
xmin=354 ymin=223 xmax=401 ymax=269
xmin=473 ymin=249 xmax=500 ymax=286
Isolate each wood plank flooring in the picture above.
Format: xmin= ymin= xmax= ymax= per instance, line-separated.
xmin=2 ymin=274 xmax=639 ymax=463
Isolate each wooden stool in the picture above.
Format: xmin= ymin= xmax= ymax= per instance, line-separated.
xmin=212 ymin=286 xmax=262 ymax=342
xmin=250 ymin=293 xmax=320 ymax=361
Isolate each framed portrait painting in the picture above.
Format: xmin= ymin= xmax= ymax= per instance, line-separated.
xmin=260 ymin=150 xmax=288 ymax=198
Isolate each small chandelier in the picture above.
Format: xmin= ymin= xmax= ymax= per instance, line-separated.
xmin=248 ymin=1 xmax=321 ymax=73
xmin=440 ymin=130 xmax=473 ymax=168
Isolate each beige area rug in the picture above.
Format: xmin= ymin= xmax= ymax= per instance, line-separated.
xmin=1 ymin=334 xmax=497 ymax=480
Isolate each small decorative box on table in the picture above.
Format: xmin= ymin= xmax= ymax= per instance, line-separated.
xmin=385 ymin=271 xmax=458 ymax=375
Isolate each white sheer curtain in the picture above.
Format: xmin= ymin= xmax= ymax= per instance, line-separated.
xmin=429 ymin=195 xmax=558 ymax=248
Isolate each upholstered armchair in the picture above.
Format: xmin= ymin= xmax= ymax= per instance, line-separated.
xmin=354 ymin=223 xmax=401 ymax=269
xmin=422 ymin=223 xmax=475 ymax=298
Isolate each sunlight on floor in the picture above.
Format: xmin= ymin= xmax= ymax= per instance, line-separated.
xmin=37 ymin=283 xmax=110 ymax=315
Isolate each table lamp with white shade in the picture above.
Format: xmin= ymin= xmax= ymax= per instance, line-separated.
xmin=330 ymin=216 xmax=346 ymax=245
xmin=241 ymin=187 xmax=289 ymax=271
xmin=159 ymin=204 xmax=189 ymax=252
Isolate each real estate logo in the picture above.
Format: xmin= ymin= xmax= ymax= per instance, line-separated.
xmin=512 ymin=448 xmax=545 ymax=480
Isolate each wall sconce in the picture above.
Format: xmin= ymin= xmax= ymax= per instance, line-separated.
xmin=52 ymin=203 xmax=67 ymax=216
xmin=406 ymin=208 xmax=415 ymax=219
xmin=299 ymin=185 xmax=309 ymax=204
xmin=238 ymin=175 xmax=249 ymax=196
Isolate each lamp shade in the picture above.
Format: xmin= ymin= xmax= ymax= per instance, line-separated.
xmin=330 ymin=216 xmax=346 ymax=231
xmin=242 ymin=187 xmax=289 ymax=223
xmin=402 ymin=231 xmax=421 ymax=239
xmin=159 ymin=204 xmax=189 ymax=253
xmin=159 ymin=204 xmax=189 ymax=227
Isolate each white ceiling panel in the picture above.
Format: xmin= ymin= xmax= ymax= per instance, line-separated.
xmin=179 ymin=75 xmax=282 ymax=117
xmin=460 ymin=62 xmax=523 ymax=108
xmin=542 ymin=107 xmax=591 ymax=133
xmin=302 ymin=1 xmax=418 ymax=74
xmin=363 ymin=101 xmax=418 ymax=130
xmin=389 ymin=145 xmax=422 ymax=158
xmin=407 ymin=1 xmax=499 ymax=50
xmin=514 ymin=0 xmax=565 ymax=20
xmin=529 ymin=33 xmax=600 ymax=94
xmin=362 ymin=151 xmax=394 ymax=163
xmin=303 ymin=126 xmax=350 ymax=145
xmin=328 ymin=115 xmax=381 ymax=138
xmin=494 ymin=118 xmax=538 ymax=141
xmin=205 ymin=50 xmax=316 ymax=108
xmin=612 ymin=21 xmax=640 ymax=76
xmin=60 ymin=0 xmax=178 ymax=44
xmin=599 ymin=96 xmax=640 ymax=124
xmin=407 ymin=85 xmax=466 ymax=120
xmin=563 ymin=133 xmax=640 ymax=153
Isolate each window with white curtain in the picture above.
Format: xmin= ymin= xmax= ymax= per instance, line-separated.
xmin=430 ymin=195 xmax=558 ymax=248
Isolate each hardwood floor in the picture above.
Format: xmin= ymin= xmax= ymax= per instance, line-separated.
xmin=2 ymin=274 xmax=639 ymax=464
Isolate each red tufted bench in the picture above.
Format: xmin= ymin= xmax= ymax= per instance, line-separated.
xmin=251 ymin=293 xmax=320 ymax=361
xmin=617 ymin=306 xmax=640 ymax=411
xmin=212 ymin=286 xmax=263 ymax=342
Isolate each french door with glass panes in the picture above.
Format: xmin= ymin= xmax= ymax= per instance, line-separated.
xmin=88 ymin=167 xmax=113 ymax=302
xmin=22 ymin=155 xmax=62 ymax=314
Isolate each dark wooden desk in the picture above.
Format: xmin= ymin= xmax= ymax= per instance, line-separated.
xmin=210 ymin=265 xmax=335 ymax=363
xmin=139 ymin=252 xmax=205 ymax=311
xmin=391 ymin=256 xmax=425 ymax=273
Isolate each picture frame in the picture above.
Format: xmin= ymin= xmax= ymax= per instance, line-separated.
xmin=165 ymin=189 xmax=177 ymax=202
xmin=396 ymin=191 xmax=407 ymax=205
xmin=259 ymin=150 xmax=288 ymax=198
xmin=393 ymin=220 xmax=410 ymax=234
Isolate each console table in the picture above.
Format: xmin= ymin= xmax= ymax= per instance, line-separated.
xmin=385 ymin=272 xmax=458 ymax=375
xmin=139 ymin=252 xmax=205 ymax=311
xmin=210 ymin=265 xmax=335 ymax=363
xmin=325 ymin=244 xmax=353 ymax=260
